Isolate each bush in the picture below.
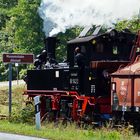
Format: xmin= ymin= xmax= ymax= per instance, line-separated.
xmin=11 ymin=102 xmax=35 ymax=124
xmin=19 ymin=69 xmax=27 ymax=79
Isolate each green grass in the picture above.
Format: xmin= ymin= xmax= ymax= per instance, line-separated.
xmin=0 ymin=120 xmax=138 ymax=140
xmin=0 ymin=83 xmax=26 ymax=115
xmin=0 ymin=83 xmax=139 ymax=140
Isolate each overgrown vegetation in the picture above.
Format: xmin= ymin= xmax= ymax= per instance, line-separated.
xmin=0 ymin=120 xmax=139 ymax=140
xmin=0 ymin=83 xmax=35 ymax=124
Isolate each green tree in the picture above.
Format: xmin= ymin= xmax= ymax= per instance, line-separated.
xmin=0 ymin=0 xmax=18 ymax=29
xmin=0 ymin=0 xmax=44 ymax=54
xmin=115 ymin=16 xmax=140 ymax=32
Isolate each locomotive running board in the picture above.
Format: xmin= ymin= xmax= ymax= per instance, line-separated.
xmin=24 ymin=90 xmax=79 ymax=96
xmin=24 ymin=90 xmax=95 ymax=105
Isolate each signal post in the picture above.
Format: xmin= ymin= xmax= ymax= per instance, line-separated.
xmin=2 ymin=53 xmax=34 ymax=119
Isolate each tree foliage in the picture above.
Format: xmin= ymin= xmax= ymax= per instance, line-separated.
xmin=115 ymin=16 xmax=140 ymax=32
xmin=0 ymin=0 xmax=44 ymax=54
xmin=0 ymin=0 xmax=18 ymax=29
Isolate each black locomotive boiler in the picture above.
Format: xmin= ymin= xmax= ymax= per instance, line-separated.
xmin=24 ymin=27 xmax=136 ymax=123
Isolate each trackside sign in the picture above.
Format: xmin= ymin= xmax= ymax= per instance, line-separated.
xmin=2 ymin=53 xmax=34 ymax=64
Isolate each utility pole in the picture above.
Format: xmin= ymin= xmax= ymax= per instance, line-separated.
xmin=8 ymin=63 xmax=12 ymax=119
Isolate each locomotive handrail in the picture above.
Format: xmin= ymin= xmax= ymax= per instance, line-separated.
xmin=24 ymin=90 xmax=70 ymax=94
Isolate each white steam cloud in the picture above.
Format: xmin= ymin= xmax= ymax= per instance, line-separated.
xmin=38 ymin=0 xmax=140 ymax=37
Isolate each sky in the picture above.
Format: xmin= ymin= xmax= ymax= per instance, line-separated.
xmin=39 ymin=0 xmax=140 ymax=36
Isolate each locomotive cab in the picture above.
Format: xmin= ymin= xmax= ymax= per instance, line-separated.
xmin=67 ymin=29 xmax=135 ymax=97
xmin=67 ymin=29 xmax=135 ymax=66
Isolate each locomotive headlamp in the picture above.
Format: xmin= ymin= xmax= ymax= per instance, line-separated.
xmin=34 ymin=59 xmax=40 ymax=66
xmin=41 ymin=49 xmax=47 ymax=57
xmin=41 ymin=50 xmax=47 ymax=63
xmin=34 ymin=59 xmax=42 ymax=69
xmin=36 ymin=54 xmax=41 ymax=59
xmin=36 ymin=50 xmax=47 ymax=64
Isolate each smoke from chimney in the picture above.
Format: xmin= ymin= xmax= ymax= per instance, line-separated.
xmin=38 ymin=0 xmax=140 ymax=37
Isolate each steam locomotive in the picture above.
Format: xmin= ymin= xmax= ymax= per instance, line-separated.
xmin=24 ymin=26 xmax=140 ymax=125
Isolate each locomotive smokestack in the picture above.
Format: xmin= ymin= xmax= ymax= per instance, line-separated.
xmin=44 ymin=37 xmax=57 ymax=59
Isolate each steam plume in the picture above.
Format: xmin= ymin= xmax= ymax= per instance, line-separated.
xmin=39 ymin=0 xmax=140 ymax=36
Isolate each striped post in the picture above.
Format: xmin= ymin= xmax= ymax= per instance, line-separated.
xmin=34 ymin=96 xmax=41 ymax=130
